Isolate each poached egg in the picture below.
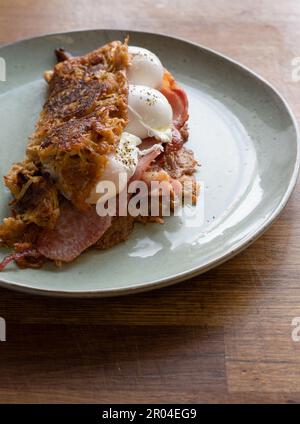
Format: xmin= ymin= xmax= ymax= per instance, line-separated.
xmin=128 ymin=46 xmax=164 ymax=89
xmin=87 ymin=132 xmax=141 ymax=204
xmin=126 ymin=84 xmax=173 ymax=143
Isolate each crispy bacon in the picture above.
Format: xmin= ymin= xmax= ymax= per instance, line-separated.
xmin=0 ymin=248 xmax=42 ymax=271
xmin=161 ymin=70 xmax=189 ymax=129
xmin=37 ymin=200 xmax=112 ymax=262
xmin=130 ymin=149 xmax=162 ymax=182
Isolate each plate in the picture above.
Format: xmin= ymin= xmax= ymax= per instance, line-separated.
xmin=0 ymin=30 xmax=299 ymax=297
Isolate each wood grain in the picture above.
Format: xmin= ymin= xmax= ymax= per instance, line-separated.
xmin=0 ymin=0 xmax=300 ymax=403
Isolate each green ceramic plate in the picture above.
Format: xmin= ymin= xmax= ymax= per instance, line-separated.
xmin=0 ymin=30 xmax=299 ymax=297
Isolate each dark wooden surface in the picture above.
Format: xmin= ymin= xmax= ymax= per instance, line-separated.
xmin=0 ymin=0 xmax=300 ymax=403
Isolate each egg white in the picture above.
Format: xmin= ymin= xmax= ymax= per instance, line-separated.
xmin=87 ymin=132 xmax=141 ymax=204
xmin=126 ymin=84 xmax=173 ymax=143
xmin=128 ymin=46 xmax=164 ymax=89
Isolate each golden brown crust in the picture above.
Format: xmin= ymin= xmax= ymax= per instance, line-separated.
xmin=1 ymin=40 xmax=129 ymax=250
xmin=0 ymin=217 xmax=27 ymax=248
xmin=27 ymin=40 xmax=129 ymax=211
xmin=3 ymin=160 xmax=59 ymax=229
xmin=4 ymin=160 xmax=39 ymax=199
xmin=14 ymin=176 xmax=60 ymax=228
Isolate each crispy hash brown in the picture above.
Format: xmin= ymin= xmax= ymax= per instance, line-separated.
xmin=27 ymin=40 xmax=129 ymax=210
xmin=0 ymin=40 xmax=129 ymax=255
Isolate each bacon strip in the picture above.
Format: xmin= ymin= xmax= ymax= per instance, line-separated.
xmin=161 ymin=70 xmax=189 ymax=129
xmin=0 ymin=249 xmax=40 ymax=271
xmin=37 ymin=201 xmax=112 ymax=262
xmin=131 ymin=149 xmax=162 ymax=182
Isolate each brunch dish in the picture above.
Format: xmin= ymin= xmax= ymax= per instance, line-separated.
xmin=0 ymin=30 xmax=298 ymax=297
xmin=0 ymin=39 xmax=198 ymax=270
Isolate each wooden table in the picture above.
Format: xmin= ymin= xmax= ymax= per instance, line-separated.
xmin=0 ymin=0 xmax=300 ymax=404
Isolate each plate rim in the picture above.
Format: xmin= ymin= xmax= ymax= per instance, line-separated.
xmin=0 ymin=28 xmax=299 ymax=298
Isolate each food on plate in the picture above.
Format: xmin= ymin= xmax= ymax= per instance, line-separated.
xmin=0 ymin=39 xmax=199 ymax=270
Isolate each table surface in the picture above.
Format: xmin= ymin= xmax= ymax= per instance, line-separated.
xmin=0 ymin=0 xmax=300 ymax=404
